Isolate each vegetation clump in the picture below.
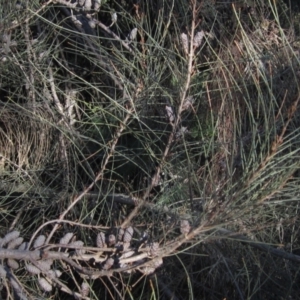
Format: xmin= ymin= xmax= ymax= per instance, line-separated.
xmin=0 ymin=0 xmax=300 ymax=299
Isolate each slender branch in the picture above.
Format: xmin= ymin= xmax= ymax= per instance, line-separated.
xmin=216 ymin=228 xmax=300 ymax=263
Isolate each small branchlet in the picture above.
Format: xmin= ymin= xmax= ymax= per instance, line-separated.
xmin=0 ymin=224 xmax=174 ymax=297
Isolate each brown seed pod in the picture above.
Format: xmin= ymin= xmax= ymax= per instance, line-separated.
xmin=18 ymin=242 xmax=28 ymax=251
xmin=193 ymin=31 xmax=205 ymax=49
xmin=33 ymin=235 xmax=46 ymax=249
xmin=146 ymin=242 xmax=159 ymax=257
xmin=102 ymin=257 xmax=114 ymax=270
xmin=180 ymin=220 xmax=191 ymax=235
xmin=180 ymin=33 xmax=189 ymax=55
xmin=0 ymin=231 xmax=20 ymax=247
xmin=84 ymin=0 xmax=92 ymax=10
xmin=122 ymin=242 xmax=130 ymax=251
xmin=26 ymin=264 xmax=41 ymax=275
xmin=129 ymin=28 xmax=138 ymax=41
xmin=139 ymin=257 xmax=163 ymax=275
xmin=96 ymin=232 xmax=106 ymax=248
xmin=59 ymin=232 xmax=74 ymax=245
xmin=47 ymin=269 xmax=62 ymax=278
xmin=69 ymin=240 xmax=85 ymax=255
xmin=123 ymin=227 xmax=134 ymax=243
xmin=37 ymin=260 xmax=53 ymax=272
xmin=55 ymin=269 xmax=62 ymax=278
xmin=108 ymin=234 xmax=116 ymax=247
xmin=165 ymin=105 xmax=175 ymax=123
xmin=7 ymin=259 xmax=19 ymax=270
xmin=153 ymin=257 xmax=163 ymax=268
xmin=117 ymin=228 xmax=124 ymax=241
xmin=7 ymin=237 xmax=24 ymax=249
xmin=81 ymin=282 xmax=90 ymax=297
xmin=94 ymin=0 xmax=101 ymax=11
xmin=38 ymin=278 xmax=52 ymax=292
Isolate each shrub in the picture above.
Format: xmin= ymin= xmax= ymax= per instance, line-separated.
xmin=0 ymin=0 xmax=300 ymax=299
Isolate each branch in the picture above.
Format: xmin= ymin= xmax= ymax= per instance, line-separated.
xmin=216 ymin=228 xmax=300 ymax=263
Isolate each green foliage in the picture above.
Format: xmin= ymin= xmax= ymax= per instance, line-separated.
xmin=0 ymin=0 xmax=300 ymax=299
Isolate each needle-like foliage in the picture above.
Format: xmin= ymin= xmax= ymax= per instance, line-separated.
xmin=0 ymin=0 xmax=300 ymax=299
